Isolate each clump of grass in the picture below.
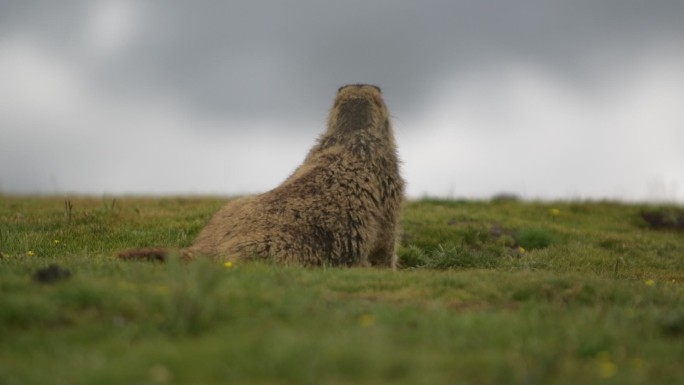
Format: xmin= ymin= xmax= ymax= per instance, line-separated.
xmin=597 ymin=236 xmax=630 ymax=253
xmin=398 ymin=245 xmax=430 ymax=268
xmin=164 ymin=256 xmax=228 ymax=335
xmin=515 ymin=228 xmax=554 ymax=250
xmin=64 ymin=199 xmax=73 ymax=224
xmin=399 ymin=242 xmax=501 ymax=269
xmin=427 ymin=244 xmax=499 ymax=269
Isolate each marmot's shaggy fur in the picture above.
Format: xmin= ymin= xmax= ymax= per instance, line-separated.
xmin=119 ymin=84 xmax=405 ymax=267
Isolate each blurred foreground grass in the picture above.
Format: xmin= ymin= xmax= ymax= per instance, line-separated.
xmin=1 ymin=196 xmax=683 ymax=384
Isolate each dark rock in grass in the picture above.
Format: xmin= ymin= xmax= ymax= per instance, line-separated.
xmin=640 ymin=208 xmax=684 ymax=231
xmin=659 ymin=312 xmax=684 ymax=337
xmin=33 ymin=264 xmax=72 ymax=284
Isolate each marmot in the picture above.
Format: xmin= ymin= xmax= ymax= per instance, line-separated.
xmin=119 ymin=84 xmax=405 ymax=267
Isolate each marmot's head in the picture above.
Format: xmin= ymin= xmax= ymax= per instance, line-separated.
xmin=327 ymin=84 xmax=391 ymax=138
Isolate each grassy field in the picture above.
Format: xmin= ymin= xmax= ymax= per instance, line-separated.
xmin=1 ymin=195 xmax=683 ymax=384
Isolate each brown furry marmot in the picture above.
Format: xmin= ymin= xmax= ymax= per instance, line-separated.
xmin=119 ymin=84 xmax=405 ymax=267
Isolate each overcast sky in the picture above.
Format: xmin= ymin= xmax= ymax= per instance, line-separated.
xmin=1 ymin=1 xmax=683 ymax=202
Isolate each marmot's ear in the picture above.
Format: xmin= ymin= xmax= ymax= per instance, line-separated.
xmin=372 ymin=93 xmax=384 ymax=108
xmin=337 ymin=84 xmax=382 ymax=93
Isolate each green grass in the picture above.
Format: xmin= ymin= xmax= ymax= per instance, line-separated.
xmin=1 ymin=195 xmax=683 ymax=384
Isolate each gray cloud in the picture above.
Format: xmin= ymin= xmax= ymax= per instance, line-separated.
xmin=4 ymin=1 xmax=683 ymax=121
xmin=1 ymin=1 xmax=683 ymax=201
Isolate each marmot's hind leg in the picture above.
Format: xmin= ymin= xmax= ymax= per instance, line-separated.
xmin=117 ymin=247 xmax=168 ymax=262
xmin=368 ymin=238 xmax=398 ymax=269
xmin=117 ymin=247 xmax=199 ymax=262
xmin=117 ymin=247 xmax=169 ymax=262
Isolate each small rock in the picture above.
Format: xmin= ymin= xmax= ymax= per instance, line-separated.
xmin=33 ymin=264 xmax=72 ymax=283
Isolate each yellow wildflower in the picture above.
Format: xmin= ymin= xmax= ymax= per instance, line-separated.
xmin=359 ymin=314 xmax=375 ymax=327
xmin=598 ymin=361 xmax=617 ymax=379
xmin=26 ymin=250 xmax=35 ymax=257
xmin=223 ymin=261 xmax=234 ymax=269
xmin=596 ymin=351 xmax=617 ymax=379
xmin=645 ymin=279 xmax=655 ymax=287
xmin=53 ymin=239 xmax=61 ymax=245
xmin=518 ymin=246 xmax=526 ymax=254
xmin=549 ymin=208 xmax=561 ymax=217
xmin=148 ymin=364 xmax=172 ymax=383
